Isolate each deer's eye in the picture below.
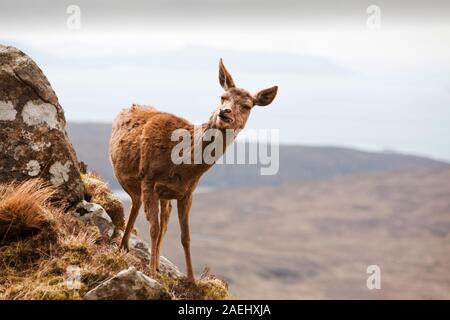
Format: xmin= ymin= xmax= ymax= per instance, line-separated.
xmin=220 ymin=96 xmax=227 ymax=104
xmin=242 ymin=104 xmax=252 ymax=110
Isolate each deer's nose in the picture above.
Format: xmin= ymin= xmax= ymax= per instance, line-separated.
xmin=219 ymin=108 xmax=231 ymax=116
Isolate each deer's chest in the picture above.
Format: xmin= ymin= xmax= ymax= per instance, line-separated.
xmin=154 ymin=173 xmax=199 ymax=200
xmin=154 ymin=182 xmax=184 ymax=199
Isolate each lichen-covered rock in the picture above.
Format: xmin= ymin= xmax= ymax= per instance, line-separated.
xmin=73 ymin=200 xmax=114 ymax=238
xmin=0 ymin=45 xmax=83 ymax=204
xmin=83 ymin=267 xmax=171 ymax=300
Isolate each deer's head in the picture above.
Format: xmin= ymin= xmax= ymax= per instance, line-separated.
xmin=211 ymin=59 xmax=278 ymax=130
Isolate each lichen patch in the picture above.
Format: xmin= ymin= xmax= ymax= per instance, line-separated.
xmin=22 ymin=100 xmax=59 ymax=129
xmin=26 ymin=160 xmax=41 ymax=176
xmin=0 ymin=100 xmax=17 ymax=121
xmin=31 ymin=141 xmax=52 ymax=151
xmin=49 ymin=161 xmax=72 ymax=187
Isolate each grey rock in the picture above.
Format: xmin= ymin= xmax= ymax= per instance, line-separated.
xmin=83 ymin=267 xmax=171 ymax=300
xmin=0 ymin=44 xmax=83 ymax=204
xmin=74 ymin=200 xmax=114 ymax=238
xmin=159 ymin=255 xmax=183 ymax=278
xmin=127 ymin=233 xmax=183 ymax=278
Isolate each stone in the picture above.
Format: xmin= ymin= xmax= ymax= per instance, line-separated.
xmin=0 ymin=45 xmax=83 ymax=204
xmin=127 ymin=233 xmax=183 ymax=278
xmin=73 ymin=200 xmax=114 ymax=238
xmin=83 ymin=267 xmax=171 ymax=300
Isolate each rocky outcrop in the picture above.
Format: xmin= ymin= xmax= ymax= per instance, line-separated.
xmin=0 ymin=45 xmax=83 ymax=204
xmin=83 ymin=267 xmax=171 ymax=300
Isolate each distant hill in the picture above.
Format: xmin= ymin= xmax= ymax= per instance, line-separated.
xmin=67 ymin=122 xmax=448 ymax=190
xmin=136 ymin=167 xmax=450 ymax=299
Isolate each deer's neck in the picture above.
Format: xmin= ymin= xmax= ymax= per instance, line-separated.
xmin=187 ymin=121 xmax=237 ymax=174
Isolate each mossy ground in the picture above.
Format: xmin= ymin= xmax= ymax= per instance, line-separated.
xmin=0 ymin=179 xmax=230 ymax=300
xmin=159 ymin=267 xmax=230 ymax=300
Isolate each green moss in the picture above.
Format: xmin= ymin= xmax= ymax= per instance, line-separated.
xmin=197 ymin=278 xmax=230 ymax=300
xmin=159 ymin=274 xmax=179 ymax=287
xmin=35 ymin=279 xmax=87 ymax=300
xmin=3 ymin=274 xmax=88 ymax=300
xmin=159 ymin=275 xmax=230 ymax=300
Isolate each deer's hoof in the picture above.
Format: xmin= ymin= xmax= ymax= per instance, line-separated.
xmin=120 ymin=241 xmax=129 ymax=252
xmin=149 ymin=270 xmax=159 ymax=279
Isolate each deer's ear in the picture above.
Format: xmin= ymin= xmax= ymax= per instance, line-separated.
xmin=254 ymin=86 xmax=278 ymax=106
xmin=219 ymin=58 xmax=235 ymax=90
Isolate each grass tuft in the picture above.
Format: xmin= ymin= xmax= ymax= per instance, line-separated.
xmin=0 ymin=179 xmax=57 ymax=243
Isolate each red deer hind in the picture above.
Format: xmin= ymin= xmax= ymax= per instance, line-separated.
xmin=109 ymin=59 xmax=278 ymax=282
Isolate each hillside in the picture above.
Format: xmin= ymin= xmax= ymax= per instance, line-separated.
xmin=131 ymin=167 xmax=450 ymax=299
xmin=0 ymin=45 xmax=228 ymax=300
xmin=67 ymin=122 xmax=447 ymax=190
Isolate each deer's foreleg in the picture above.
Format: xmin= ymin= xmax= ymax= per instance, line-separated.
xmin=142 ymin=181 xmax=160 ymax=277
xmin=177 ymin=194 xmax=195 ymax=282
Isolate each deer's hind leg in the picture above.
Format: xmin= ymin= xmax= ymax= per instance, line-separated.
xmin=156 ymin=200 xmax=172 ymax=271
xmin=120 ymin=185 xmax=142 ymax=251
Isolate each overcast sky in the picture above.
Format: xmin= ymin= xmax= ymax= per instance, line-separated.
xmin=1 ymin=0 xmax=450 ymax=160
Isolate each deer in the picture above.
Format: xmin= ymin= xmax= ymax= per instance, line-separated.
xmin=109 ymin=59 xmax=278 ymax=282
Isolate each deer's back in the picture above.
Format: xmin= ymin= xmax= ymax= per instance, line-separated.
xmin=109 ymin=105 xmax=192 ymax=182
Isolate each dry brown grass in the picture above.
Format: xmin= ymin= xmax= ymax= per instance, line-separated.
xmin=81 ymin=172 xmax=125 ymax=232
xmin=0 ymin=179 xmax=229 ymax=300
xmin=0 ymin=179 xmax=146 ymax=299
xmin=0 ymin=179 xmax=57 ymax=243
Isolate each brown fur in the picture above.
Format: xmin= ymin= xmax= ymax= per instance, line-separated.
xmin=109 ymin=59 xmax=277 ymax=281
